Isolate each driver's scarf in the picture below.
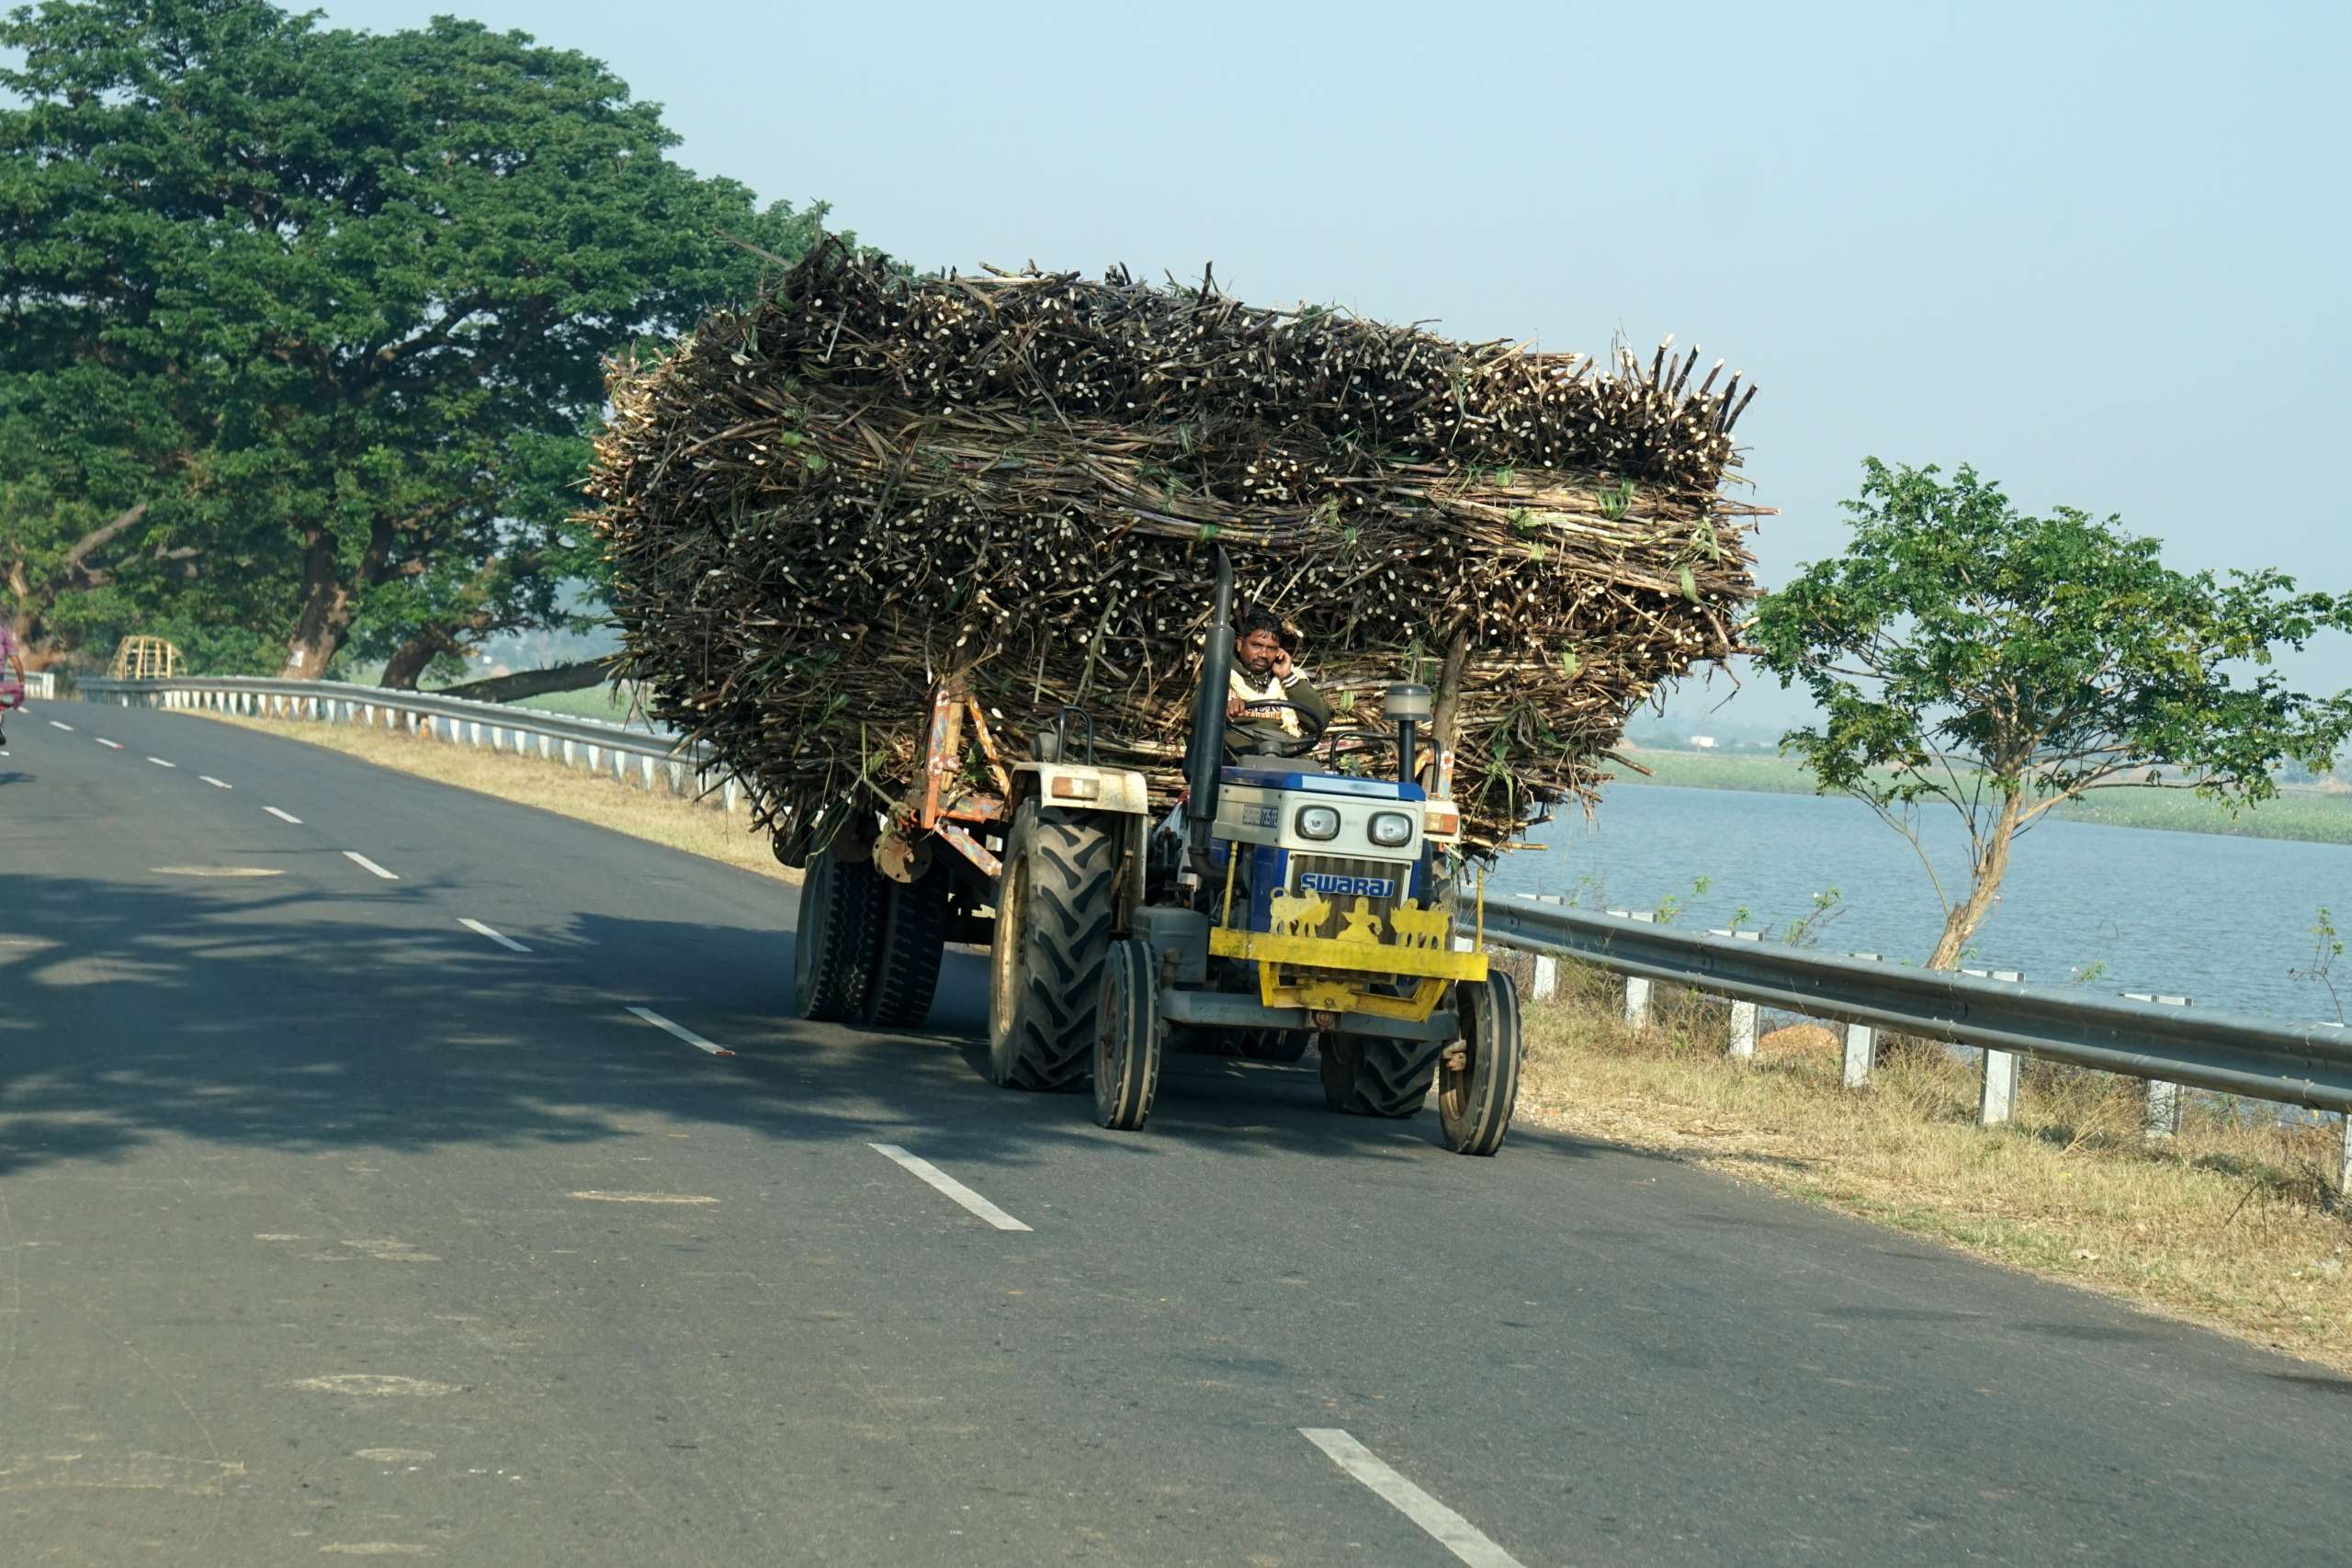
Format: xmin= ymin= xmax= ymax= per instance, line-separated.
xmin=1229 ymin=667 xmax=1299 ymax=736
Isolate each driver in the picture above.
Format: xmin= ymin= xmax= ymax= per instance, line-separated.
xmin=1224 ymin=607 xmax=1330 ymax=759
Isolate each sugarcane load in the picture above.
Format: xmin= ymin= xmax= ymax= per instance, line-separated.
xmin=585 ymin=240 xmax=1762 ymax=1155
xmin=587 ymin=241 xmax=1764 ymax=862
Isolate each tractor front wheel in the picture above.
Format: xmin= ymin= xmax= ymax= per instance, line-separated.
xmin=987 ymin=799 xmax=1116 ymax=1090
xmin=1437 ymin=972 xmax=1522 ymax=1156
xmin=1318 ymin=1034 xmax=1441 ymax=1118
xmin=1092 ymin=939 xmax=1162 ymax=1130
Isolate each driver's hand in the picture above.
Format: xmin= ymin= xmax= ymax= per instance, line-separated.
xmin=1271 ymin=646 xmax=1295 ymax=681
xmin=1226 ymin=695 xmax=1248 ymax=719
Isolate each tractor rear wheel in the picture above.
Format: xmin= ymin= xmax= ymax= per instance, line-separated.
xmin=987 ymin=799 xmax=1116 ymax=1090
xmin=1318 ymin=1033 xmax=1441 ymax=1118
xmin=1438 ymin=972 xmax=1521 ymax=1156
xmin=1092 ymin=939 xmax=1161 ymax=1130
xmin=794 ymin=849 xmax=883 ymax=1022
xmin=859 ymin=869 xmax=949 ymax=1029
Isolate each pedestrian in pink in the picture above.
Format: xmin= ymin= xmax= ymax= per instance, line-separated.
xmin=0 ymin=624 xmax=24 ymax=745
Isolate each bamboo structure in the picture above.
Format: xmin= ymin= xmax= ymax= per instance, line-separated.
xmin=587 ymin=243 xmax=1764 ymax=861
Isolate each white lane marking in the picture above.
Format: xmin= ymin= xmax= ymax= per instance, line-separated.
xmin=200 ymin=775 xmax=232 ymax=789
xmin=866 ymin=1143 xmax=1033 ymax=1233
xmin=147 ymin=756 xmax=176 ymax=768
xmin=50 ymin=720 xmax=72 ymax=731
xmin=1299 ymin=1429 xmax=1525 ymax=1568
xmin=625 ymin=1006 xmax=735 ymax=1057
xmin=96 ymin=738 xmax=123 ymax=750
xmin=343 ymin=851 xmax=400 ymax=881
xmin=459 ymin=918 xmax=529 ymax=953
xmin=265 ymin=807 xmax=303 ymax=824
xmin=569 ymin=1191 xmax=718 ymax=1204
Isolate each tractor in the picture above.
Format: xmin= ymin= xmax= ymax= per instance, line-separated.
xmin=790 ymin=550 xmax=1522 ymax=1156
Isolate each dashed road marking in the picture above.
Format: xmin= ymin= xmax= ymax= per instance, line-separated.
xmin=1299 ymin=1429 xmax=1525 ymax=1568
xmin=147 ymin=756 xmax=176 ymax=768
xmin=867 ymin=1143 xmax=1032 ymax=1233
xmin=49 ymin=720 xmax=72 ymax=731
xmin=265 ymin=807 xmax=303 ymax=824
xmin=625 ymin=1006 xmax=733 ymax=1057
xmin=343 ymin=851 xmax=399 ymax=881
xmin=200 ymin=775 xmax=232 ymax=789
xmin=459 ymin=918 xmax=529 ymax=953
xmin=96 ymin=738 xmax=123 ymax=750
xmin=569 ymin=1190 xmax=718 ymax=1204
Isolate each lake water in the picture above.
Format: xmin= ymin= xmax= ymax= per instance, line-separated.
xmin=1487 ymin=784 xmax=2352 ymax=1024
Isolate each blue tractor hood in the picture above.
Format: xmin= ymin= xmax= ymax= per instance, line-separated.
xmin=1221 ymin=766 xmax=1427 ymax=803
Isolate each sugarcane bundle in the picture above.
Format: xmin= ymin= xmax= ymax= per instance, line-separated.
xmin=587 ymin=243 xmax=1763 ymax=862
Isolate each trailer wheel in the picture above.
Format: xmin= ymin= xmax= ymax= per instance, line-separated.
xmin=859 ymin=870 xmax=949 ymax=1030
xmin=793 ymin=849 xmax=882 ymax=1022
xmin=1238 ymin=1028 xmax=1311 ymax=1064
xmin=1092 ymin=939 xmax=1161 ymax=1130
xmin=987 ymin=799 xmax=1116 ymax=1090
xmin=1318 ymin=1033 xmax=1441 ymax=1118
xmin=1438 ymin=972 xmax=1521 ymax=1156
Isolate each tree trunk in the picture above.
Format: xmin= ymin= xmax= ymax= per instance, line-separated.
xmin=279 ymin=524 xmax=382 ymax=679
xmin=379 ymin=626 xmax=453 ymax=690
xmin=437 ymin=657 xmax=618 ymax=704
xmin=1927 ymin=794 xmax=2023 ymax=969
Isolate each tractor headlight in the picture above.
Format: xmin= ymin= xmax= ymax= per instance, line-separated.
xmin=1295 ymin=805 xmax=1341 ymax=840
xmin=1369 ymin=810 xmax=1413 ymax=847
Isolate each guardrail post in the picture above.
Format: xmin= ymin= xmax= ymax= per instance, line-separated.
xmin=1605 ymin=910 xmax=1657 ymax=1026
xmin=1707 ymin=930 xmax=1765 ymax=1058
xmin=723 ymin=776 xmax=739 ymax=813
xmin=1513 ymin=895 xmax=1564 ymax=1001
xmin=2125 ymin=993 xmax=2191 ymax=1138
xmin=1962 ymin=969 xmax=2026 ymax=1124
xmin=1841 ymin=953 xmax=1881 ymax=1088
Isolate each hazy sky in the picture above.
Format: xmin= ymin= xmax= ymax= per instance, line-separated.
xmin=315 ymin=0 xmax=2351 ymax=723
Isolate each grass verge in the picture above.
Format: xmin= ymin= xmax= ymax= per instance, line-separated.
xmin=180 ymin=709 xmax=797 ymax=886
xmin=180 ymin=705 xmax=2350 ymax=1369
xmin=1515 ymin=962 xmax=2352 ymax=1371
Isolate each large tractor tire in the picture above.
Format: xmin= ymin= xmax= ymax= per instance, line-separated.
xmin=1438 ymin=972 xmax=1522 ymax=1156
xmin=859 ymin=870 xmax=949 ymax=1029
xmin=1092 ymin=939 xmax=1162 ymax=1130
xmin=794 ymin=849 xmax=883 ymax=1022
xmin=1318 ymin=1033 xmax=1442 ymax=1118
xmin=987 ymin=799 xmax=1116 ymax=1090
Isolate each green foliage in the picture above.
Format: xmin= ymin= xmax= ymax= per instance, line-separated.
xmin=2288 ymin=907 xmax=2346 ymax=1023
xmin=1749 ymin=460 xmax=2352 ymax=964
xmin=1751 ymin=460 xmax=2352 ymax=811
xmin=0 ymin=0 xmax=835 ymax=672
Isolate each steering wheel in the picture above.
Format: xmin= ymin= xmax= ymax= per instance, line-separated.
xmin=1229 ymin=700 xmax=1326 ymax=759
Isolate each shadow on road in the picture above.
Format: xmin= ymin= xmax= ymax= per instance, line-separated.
xmin=0 ymin=867 xmax=1612 ymax=1180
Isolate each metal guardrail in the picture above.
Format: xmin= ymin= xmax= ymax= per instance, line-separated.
xmin=79 ymin=674 xmax=747 ymax=813
xmin=1481 ymin=898 xmax=2352 ymax=1164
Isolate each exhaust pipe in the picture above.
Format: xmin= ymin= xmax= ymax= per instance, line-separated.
xmin=1183 ymin=548 xmax=1235 ymax=878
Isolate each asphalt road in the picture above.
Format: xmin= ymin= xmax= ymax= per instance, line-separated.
xmin=3 ymin=700 xmax=2346 ymax=1566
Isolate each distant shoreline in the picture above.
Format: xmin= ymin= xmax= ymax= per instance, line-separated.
xmin=1604 ymin=750 xmax=2352 ymax=847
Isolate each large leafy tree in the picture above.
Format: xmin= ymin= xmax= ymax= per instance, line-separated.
xmin=1 ymin=0 xmax=828 ymax=678
xmin=1750 ymin=460 xmax=2352 ymax=970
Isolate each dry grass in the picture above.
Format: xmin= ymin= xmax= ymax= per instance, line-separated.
xmin=178 ymin=709 xmax=797 ymax=886
xmin=1515 ymin=961 xmax=2352 ymax=1371
xmin=173 ymin=707 xmax=2352 ymax=1366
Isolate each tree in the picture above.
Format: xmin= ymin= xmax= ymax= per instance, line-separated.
xmin=1749 ymin=460 xmax=2352 ymax=970
xmin=0 ymin=0 xmax=831 ymax=678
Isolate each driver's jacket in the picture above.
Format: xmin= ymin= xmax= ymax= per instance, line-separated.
xmin=1223 ymin=670 xmax=1332 ymax=760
